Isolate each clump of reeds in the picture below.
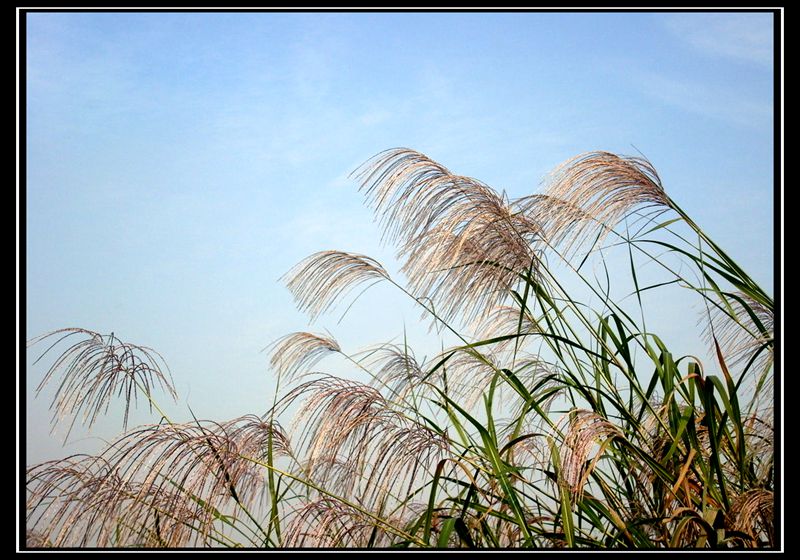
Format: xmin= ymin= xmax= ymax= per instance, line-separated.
xmin=25 ymin=148 xmax=774 ymax=549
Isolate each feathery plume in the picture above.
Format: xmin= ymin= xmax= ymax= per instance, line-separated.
xmin=25 ymin=455 xmax=204 ymax=548
xmin=742 ymin=413 xmax=773 ymax=484
xmin=354 ymin=148 xmax=544 ymax=324
xmin=360 ymin=422 xmax=450 ymax=508
xmin=363 ymin=343 xmax=427 ymax=399
xmin=278 ymin=376 xmax=397 ymax=488
xmin=282 ymin=498 xmax=394 ymax=547
xmin=277 ymin=374 xmax=448 ymax=506
xmin=703 ymin=292 xmax=774 ymax=381
xmin=437 ymin=349 xmax=504 ymax=411
xmin=98 ymin=417 xmax=291 ymax=543
xmin=283 ymin=251 xmax=390 ymax=322
xmin=560 ymin=409 xmax=623 ymax=502
xmin=472 ymin=304 xmax=541 ymax=341
xmin=539 ymin=151 xmax=670 ymax=254
xmin=28 ymin=328 xmax=177 ymax=438
xmin=268 ymin=332 xmax=341 ymax=383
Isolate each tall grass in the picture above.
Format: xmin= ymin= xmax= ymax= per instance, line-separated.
xmin=25 ymin=148 xmax=775 ymax=548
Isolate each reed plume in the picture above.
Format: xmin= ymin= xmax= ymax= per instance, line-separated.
xmin=282 ymin=498 xmax=395 ymax=547
xmin=355 ymin=148 xmax=544 ymax=324
xmin=539 ymin=151 xmax=670 ymax=254
xmin=704 ymin=292 xmax=774 ymax=382
xmin=268 ymin=331 xmax=341 ymax=383
xmin=364 ymin=343 xmax=427 ymax=399
xmin=28 ymin=328 xmax=177 ymax=438
xmin=727 ymin=489 xmax=774 ymax=547
xmin=560 ymin=409 xmax=624 ymax=502
xmin=283 ymin=250 xmax=390 ymax=322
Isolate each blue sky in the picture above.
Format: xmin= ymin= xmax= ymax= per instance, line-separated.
xmin=24 ymin=11 xmax=775 ymax=464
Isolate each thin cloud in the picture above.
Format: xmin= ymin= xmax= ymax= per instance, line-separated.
xmin=664 ymin=13 xmax=773 ymax=67
xmin=637 ymin=71 xmax=772 ymax=129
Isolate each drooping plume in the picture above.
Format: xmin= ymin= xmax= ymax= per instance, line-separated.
xmin=727 ymin=489 xmax=774 ymax=547
xmin=28 ymin=328 xmax=177 ymax=438
xmin=283 ymin=251 xmax=390 ymax=322
xmin=703 ymin=291 xmax=774 ymax=382
xmin=276 ymin=375 xmax=448 ymax=507
xmin=25 ymin=416 xmax=293 ymax=548
xmin=281 ymin=498 xmax=396 ymax=547
xmin=26 ymin=454 xmax=208 ymax=548
xmin=363 ymin=343 xmax=427 ymax=400
xmin=559 ymin=409 xmax=624 ymax=502
xmin=354 ymin=148 xmax=544 ymax=324
xmin=268 ymin=331 xmax=342 ymax=383
xmin=539 ymin=151 xmax=670 ymax=254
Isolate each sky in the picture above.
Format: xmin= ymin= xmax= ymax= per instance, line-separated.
xmin=23 ymin=11 xmax=777 ymax=465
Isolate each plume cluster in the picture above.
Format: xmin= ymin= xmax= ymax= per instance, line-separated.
xmin=280 ymin=149 xmax=677 ymax=328
xmin=363 ymin=343 xmax=427 ymax=401
xmin=727 ymin=489 xmax=774 ymax=547
xmin=281 ymin=498 xmax=399 ymax=547
xmin=354 ymin=148 xmax=546 ymax=325
xmin=26 ymin=417 xmax=291 ymax=547
xmin=538 ymin=151 xmax=670 ymax=254
xmin=276 ymin=375 xmax=449 ymax=511
xmin=26 ymin=454 xmax=207 ymax=547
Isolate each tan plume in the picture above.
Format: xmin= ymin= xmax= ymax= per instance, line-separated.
xmin=540 ymin=151 xmax=670 ymax=254
xmin=283 ymin=250 xmax=390 ymax=322
xmin=28 ymin=328 xmax=177 ymax=438
xmin=560 ymin=409 xmax=623 ymax=502
xmin=354 ymin=148 xmax=544 ymax=324
xmin=268 ymin=331 xmax=341 ymax=383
